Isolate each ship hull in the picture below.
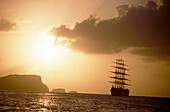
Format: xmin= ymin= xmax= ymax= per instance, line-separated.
xmin=111 ymin=87 xmax=129 ymax=96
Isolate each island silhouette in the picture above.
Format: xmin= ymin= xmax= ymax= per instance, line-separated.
xmin=51 ymin=88 xmax=66 ymax=93
xmin=0 ymin=74 xmax=49 ymax=92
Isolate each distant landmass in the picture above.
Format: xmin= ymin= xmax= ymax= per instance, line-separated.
xmin=0 ymin=74 xmax=49 ymax=92
xmin=51 ymin=88 xmax=66 ymax=93
xmin=69 ymin=91 xmax=77 ymax=94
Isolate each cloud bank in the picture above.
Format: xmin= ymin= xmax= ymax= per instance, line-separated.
xmin=50 ymin=0 xmax=170 ymax=61
xmin=0 ymin=18 xmax=17 ymax=32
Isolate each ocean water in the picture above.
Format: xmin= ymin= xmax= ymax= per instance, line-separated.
xmin=0 ymin=92 xmax=169 ymax=112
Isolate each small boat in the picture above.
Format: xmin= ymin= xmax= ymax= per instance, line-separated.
xmin=109 ymin=58 xmax=130 ymax=96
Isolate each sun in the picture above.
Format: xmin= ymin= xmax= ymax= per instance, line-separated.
xmin=32 ymin=31 xmax=71 ymax=66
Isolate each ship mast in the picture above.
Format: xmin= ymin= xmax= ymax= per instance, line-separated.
xmin=109 ymin=58 xmax=130 ymax=89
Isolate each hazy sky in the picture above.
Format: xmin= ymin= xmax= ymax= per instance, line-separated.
xmin=0 ymin=0 xmax=169 ymax=97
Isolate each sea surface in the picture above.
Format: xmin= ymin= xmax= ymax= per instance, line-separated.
xmin=0 ymin=92 xmax=170 ymax=112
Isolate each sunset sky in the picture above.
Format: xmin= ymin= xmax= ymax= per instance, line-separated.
xmin=0 ymin=0 xmax=169 ymax=97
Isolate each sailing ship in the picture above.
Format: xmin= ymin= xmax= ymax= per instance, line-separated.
xmin=109 ymin=58 xmax=130 ymax=96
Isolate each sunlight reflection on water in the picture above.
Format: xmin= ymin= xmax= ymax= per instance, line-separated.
xmin=0 ymin=92 xmax=170 ymax=112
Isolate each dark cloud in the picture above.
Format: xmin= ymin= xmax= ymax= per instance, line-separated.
xmin=0 ymin=18 xmax=17 ymax=32
xmin=51 ymin=25 xmax=76 ymax=38
xmin=50 ymin=0 xmax=170 ymax=61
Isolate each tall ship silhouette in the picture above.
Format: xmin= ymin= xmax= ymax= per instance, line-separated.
xmin=109 ymin=58 xmax=130 ymax=96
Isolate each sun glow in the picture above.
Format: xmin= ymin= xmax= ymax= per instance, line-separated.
xmin=32 ymin=31 xmax=71 ymax=66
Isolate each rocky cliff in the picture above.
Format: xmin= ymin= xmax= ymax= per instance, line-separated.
xmin=0 ymin=74 xmax=49 ymax=92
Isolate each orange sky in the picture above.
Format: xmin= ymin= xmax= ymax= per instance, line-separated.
xmin=0 ymin=0 xmax=170 ymax=97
